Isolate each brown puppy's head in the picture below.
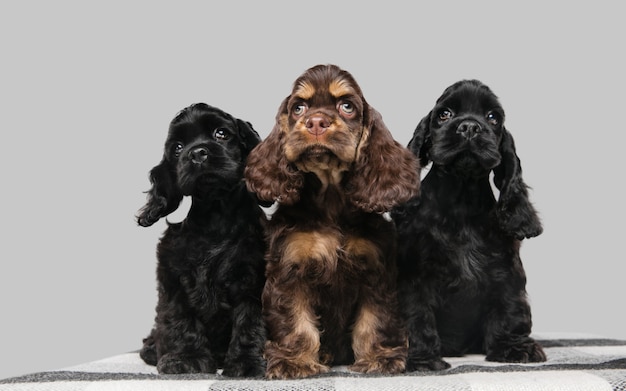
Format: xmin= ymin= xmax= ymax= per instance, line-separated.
xmin=245 ymin=64 xmax=420 ymax=213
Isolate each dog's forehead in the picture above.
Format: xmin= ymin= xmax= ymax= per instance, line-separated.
xmin=168 ymin=109 xmax=234 ymax=139
xmin=292 ymin=74 xmax=359 ymax=105
xmin=438 ymin=82 xmax=502 ymax=113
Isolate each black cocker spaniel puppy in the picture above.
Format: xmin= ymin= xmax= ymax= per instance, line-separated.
xmin=245 ymin=64 xmax=420 ymax=379
xmin=391 ymin=80 xmax=546 ymax=372
xmin=136 ymin=103 xmax=267 ymax=377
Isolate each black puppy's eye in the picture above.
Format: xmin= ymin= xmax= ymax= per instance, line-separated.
xmin=214 ymin=128 xmax=231 ymax=140
xmin=438 ymin=109 xmax=453 ymax=122
xmin=486 ymin=112 xmax=499 ymax=126
xmin=173 ymin=143 xmax=184 ymax=157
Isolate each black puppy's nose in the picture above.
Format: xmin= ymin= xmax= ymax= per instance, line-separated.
xmin=457 ymin=120 xmax=482 ymax=140
xmin=189 ymin=147 xmax=209 ymax=164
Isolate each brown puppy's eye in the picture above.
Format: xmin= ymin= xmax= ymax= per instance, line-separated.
xmin=438 ymin=109 xmax=452 ymax=122
xmin=338 ymin=101 xmax=355 ymax=117
xmin=293 ymin=103 xmax=307 ymax=117
xmin=486 ymin=112 xmax=499 ymax=126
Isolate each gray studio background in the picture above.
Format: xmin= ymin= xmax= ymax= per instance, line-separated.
xmin=1 ymin=1 xmax=624 ymax=380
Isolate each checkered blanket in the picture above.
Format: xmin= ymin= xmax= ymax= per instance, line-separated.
xmin=2 ymin=334 xmax=626 ymax=390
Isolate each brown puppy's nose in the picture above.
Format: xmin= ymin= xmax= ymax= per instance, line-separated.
xmin=305 ymin=116 xmax=330 ymax=136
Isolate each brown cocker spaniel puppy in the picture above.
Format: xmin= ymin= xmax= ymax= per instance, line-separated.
xmin=391 ymin=80 xmax=545 ymax=371
xmin=245 ymin=64 xmax=420 ymax=379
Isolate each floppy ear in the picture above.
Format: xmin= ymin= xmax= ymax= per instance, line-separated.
xmin=136 ymin=160 xmax=183 ymax=227
xmin=236 ymin=118 xmax=262 ymax=156
xmin=407 ymin=111 xmax=433 ymax=167
xmin=244 ymin=97 xmax=304 ymax=205
xmin=492 ymin=128 xmax=543 ymax=239
xmin=346 ymin=107 xmax=420 ymax=213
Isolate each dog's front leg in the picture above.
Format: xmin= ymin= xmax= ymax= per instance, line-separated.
xmin=343 ymin=236 xmax=407 ymax=374
xmin=221 ymin=300 xmax=267 ymax=378
xmin=262 ymin=230 xmax=340 ymax=379
xmin=399 ymin=281 xmax=451 ymax=372
xmin=262 ymin=278 xmax=328 ymax=379
xmin=153 ymin=285 xmax=217 ymax=374
xmin=349 ymin=297 xmax=408 ymax=375
xmin=482 ymin=268 xmax=546 ymax=363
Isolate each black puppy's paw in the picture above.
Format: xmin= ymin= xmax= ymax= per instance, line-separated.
xmin=406 ymin=356 xmax=451 ymax=372
xmin=157 ymin=353 xmax=217 ymax=374
xmin=139 ymin=339 xmax=157 ymax=366
xmin=221 ymin=358 xmax=266 ymax=378
xmin=486 ymin=340 xmax=547 ymax=363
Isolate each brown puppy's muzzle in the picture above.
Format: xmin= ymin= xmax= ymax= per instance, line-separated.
xmin=305 ymin=115 xmax=331 ymax=137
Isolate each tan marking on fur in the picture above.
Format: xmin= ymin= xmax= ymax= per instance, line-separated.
xmin=354 ymin=124 xmax=371 ymax=163
xmin=264 ymin=286 xmax=327 ymax=379
xmin=329 ymin=78 xmax=356 ymax=98
xmin=284 ymin=118 xmax=358 ymax=191
xmin=295 ymin=155 xmax=351 ymax=191
xmin=351 ymin=304 xmax=380 ymax=361
xmin=291 ymin=288 xmax=320 ymax=348
xmin=350 ymin=303 xmax=407 ymax=374
xmin=344 ymin=236 xmax=387 ymax=276
xmin=283 ymin=231 xmax=340 ymax=274
xmin=278 ymin=113 xmax=290 ymax=134
xmin=349 ymin=351 xmax=406 ymax=374
xmin=294 ymin=80 xmax=316 ymax=100
xmin=265 ymin=341 xmax=329 ymax=379
xmin=348 ymin=239 xmax=407 ymax=375
xmin=344 ymin=236 xmax=380 ymax=261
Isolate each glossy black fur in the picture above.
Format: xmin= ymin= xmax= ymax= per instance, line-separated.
xmin=391 ymin=80 xmax=546 ymax=372
xmin=136 ymin=103 xmax=267 ymax=376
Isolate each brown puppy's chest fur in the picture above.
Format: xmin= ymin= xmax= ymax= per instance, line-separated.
xmin=263 ymin=173 xmax=397 ymax=365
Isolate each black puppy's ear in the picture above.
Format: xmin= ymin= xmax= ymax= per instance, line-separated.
xmin=136 ymin=161 xmax=183 ymax=227
xmin=407 ymin=111 xmax=432 ymax=167
xmin=236 ymin=119 xmax=262 ymax=155
xmin=492 ymin=128 xmax=543 ymax=240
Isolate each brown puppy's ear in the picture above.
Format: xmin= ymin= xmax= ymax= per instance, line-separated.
xmin=492 ymin=127 xmax=543 ymax=240
xmin=345 ymin=107 xmax=420 ymax=213
xmin=136 ymin=160 xmax=183 ymax=227
xmin=407 ymin=111 xmax=433 ymax=167
xmin=244 ymin=97 xmax=303 ymax=205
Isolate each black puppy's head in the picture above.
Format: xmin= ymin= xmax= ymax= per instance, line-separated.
xmin=136 ymin=103 xmax=261 ymax=227
xmin=414 ymin=79 xmax=505 ymax=177
xmin=409 ymin=80 xmax=542 ymax=239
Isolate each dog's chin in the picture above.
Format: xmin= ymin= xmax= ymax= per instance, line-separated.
xmin=293 ymin=145 xmax=353 ymax=174
xmin=438 ymin=152 xmax=498 ymax=178
xmin=179 ymin=172 xmax=241 ymax=198
xmin=304 ymin=145 xmax=335 ymax=160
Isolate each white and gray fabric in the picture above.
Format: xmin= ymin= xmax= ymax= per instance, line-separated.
xmin=2 ymin=334 xmax=626 ymax=390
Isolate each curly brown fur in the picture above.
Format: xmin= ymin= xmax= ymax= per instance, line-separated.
xmin=245 ymin=64 xmax=420 ymax=379
xmin=391 ymin=80 xmax=545 ymax=372
xmin=136 ymin=103 xmax=267 ymax=377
